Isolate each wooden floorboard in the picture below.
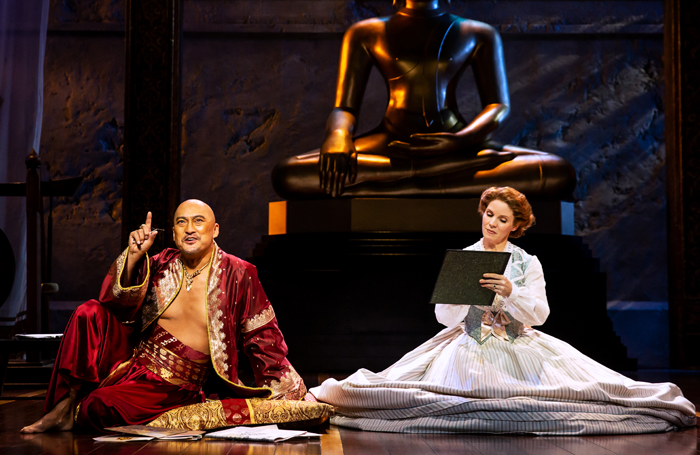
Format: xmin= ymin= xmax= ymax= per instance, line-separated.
xmin=502 ymin=435 xmax=575 ymax=455
xmin=664 ymin=427 xmax=700 ymax=448
xmin=338 ymin=427 xmax=390 ymax=455
xmin=580 ymin=435 xmax=668 ymax=455
xmin=617 ymin=432 xmax=700 ymax=454
xmin=419 ymin=433 xmax=482 ymax=455
xmin=546 ymin=436 xmax=620 ymax=455
xmin=133 ymin=439 xmax=198 ymax=455
xmin=378 ymin=432 xmax=439 ymax=455
xmin=0 ymin=374 xmax=696 ymax=455
xmin=465 ymin=435 xmax=532 ymax=455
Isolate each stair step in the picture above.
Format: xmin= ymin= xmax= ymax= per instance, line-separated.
xmin=5 ymin=362 xmax=54 ymax=385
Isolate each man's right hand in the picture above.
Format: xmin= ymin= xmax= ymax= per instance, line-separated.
xmin=319 ymin=129 xmax=358 ymax=197
xmin=123 ymin=212 xmax=158 ymax=286
xmin=128 ymin=211 xmax=158 ymax=259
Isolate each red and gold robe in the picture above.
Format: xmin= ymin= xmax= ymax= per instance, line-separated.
xmin=100 ymin=241 xmax=306 ymax=401
xmin=44 ymin=242 xmax=309 ymax=431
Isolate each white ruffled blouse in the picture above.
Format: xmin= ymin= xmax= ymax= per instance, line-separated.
xmin=434 ymin=239 xmax=550 ymax=329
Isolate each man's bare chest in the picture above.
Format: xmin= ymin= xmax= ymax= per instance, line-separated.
xmin=160 ymin=282 xmax=208 ymax=327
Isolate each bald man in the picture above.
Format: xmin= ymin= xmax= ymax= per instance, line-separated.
xmin=22 ymin=200 xmax=307 ymax=433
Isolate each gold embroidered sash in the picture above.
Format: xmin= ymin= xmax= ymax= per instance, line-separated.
xmin=137 ymin=326 xmax=212 ymax=392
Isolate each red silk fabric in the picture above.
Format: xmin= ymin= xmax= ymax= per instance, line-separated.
xmin=75 ymin=358 xmax=204 ymax=432
xmin=43 ymin=244 xmax=306 ymax=432
xmin=221 ymin=399 xmax=253 ymax=425
xmin=44 ymin=300 xmax=134 ymax=413
xmin=98 ymin=245 xmax=305 ymax=400
xmin=44 ymin=301 xmax=208 ymax=432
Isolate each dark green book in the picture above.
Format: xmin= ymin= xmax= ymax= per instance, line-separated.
xmin=429 ymin=249 xmax=511 ymax=306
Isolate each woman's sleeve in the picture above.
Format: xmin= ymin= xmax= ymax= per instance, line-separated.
xmin=503 ymin=256 xmax=549 ymax=326
xmin=435 ymin=303 xmax=470 ymax=328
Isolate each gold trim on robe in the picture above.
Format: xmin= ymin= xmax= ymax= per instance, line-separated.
xmin=247 ymin=399 xmax=256 ymax=424
xmin=108 ymin=248 xmax=150 ymax=306
xmin=204 ymin=245 xmax=273 ymax=397
xmin=140 ymin=258 xmax=182 ymax=332
xmin=265 ymin=365 xmax=307 ymax=400
xmin=206 ymin=246 xmax=230 ymax=379
xmin=242 ymin=306 xmax=276 ymax=333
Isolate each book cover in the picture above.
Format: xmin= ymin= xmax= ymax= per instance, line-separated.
xmin=430 ymin=250 xmax=511 ymax=306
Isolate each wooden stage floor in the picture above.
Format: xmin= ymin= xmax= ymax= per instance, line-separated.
xmin=1 ymin=370 xmax=699 ymax=455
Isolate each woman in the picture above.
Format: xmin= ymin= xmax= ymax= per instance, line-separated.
xmin=310 ymin=187 xmax=696 ymax=435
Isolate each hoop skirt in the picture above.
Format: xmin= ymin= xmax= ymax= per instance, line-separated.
xmin=310 ymin=240 xmax=696 ymax=435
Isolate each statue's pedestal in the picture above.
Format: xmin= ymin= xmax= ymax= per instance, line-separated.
xmin=252 ymin=200 xmax=635 ymax=374
xmin=269 ymin=199 xmax=574 ymax=235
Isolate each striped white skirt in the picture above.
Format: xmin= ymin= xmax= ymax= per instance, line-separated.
xmin=310 ymin=326 xmax=697 ymax=434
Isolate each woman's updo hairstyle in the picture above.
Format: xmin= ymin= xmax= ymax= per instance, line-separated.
xmin=478 ymin=187 xmax=535 ymax=239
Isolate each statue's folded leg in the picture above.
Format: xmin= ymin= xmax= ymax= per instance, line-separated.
xmin=432 ymin=151 xmax=576 ymax=198
xmin=272 ymin=152 xmax=324 ymax=199
xmin=271 ymin=149 xmax=508 ymax=199
xmin=343 ymin=152 xmax=575 ymax=198
xmin=273 ymin=149 xmax=575 ymax=199
xmin=44 ymin=300 xmax=135 ymax=415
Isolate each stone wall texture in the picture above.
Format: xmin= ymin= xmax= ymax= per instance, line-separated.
xmin=40 ymin=0 xmax=665 ymax=304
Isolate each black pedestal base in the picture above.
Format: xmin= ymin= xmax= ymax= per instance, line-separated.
xmin=250 ymin=233 xmax=636 ymax=373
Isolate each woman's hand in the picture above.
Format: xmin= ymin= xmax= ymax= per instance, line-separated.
xmin=480 ymin=273 xmax=513 ymax=298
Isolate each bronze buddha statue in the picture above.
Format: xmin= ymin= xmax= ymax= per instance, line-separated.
xmin=272 ymin=0 xmax=576 ymax=199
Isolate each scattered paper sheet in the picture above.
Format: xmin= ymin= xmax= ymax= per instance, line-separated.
xmin=206 ymin=424 xmax=321 ymax=443
xmin=14 ymin=334 xmax=63 ymax=339
xmin=104 ymin=425 xmax=191 ymax=438
xmin=94 ymin=435 xmax=154 ymax=442
xmin=160 ymin=431 xmax=205 ymax=440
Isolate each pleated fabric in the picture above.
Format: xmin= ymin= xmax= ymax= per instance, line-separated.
xmin=311 ymin=326 xmax=697 ymax=435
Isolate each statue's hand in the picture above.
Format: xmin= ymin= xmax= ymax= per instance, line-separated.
xmin=319 ymin=130 xmax=358 ymax=197
xmin=388 ymin=132 xmax=466 ymax=155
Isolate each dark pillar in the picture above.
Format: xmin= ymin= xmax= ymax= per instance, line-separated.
xmin=666 ymin=0 xmax=700 ymax=368
xmin=123 ymin=0 xmax=183 ymax=249
xmin=25 ymin=151 xmax=41 ymax=334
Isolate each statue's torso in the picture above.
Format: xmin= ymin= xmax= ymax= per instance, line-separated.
xmin=365 ymin=11 xmax=480 ymax=135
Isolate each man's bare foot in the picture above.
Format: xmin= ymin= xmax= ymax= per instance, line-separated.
xmin=20 ymin=393 xmax=75 ymax=433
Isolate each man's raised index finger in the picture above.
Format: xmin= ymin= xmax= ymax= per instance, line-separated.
xmin=145 ymin=211 xmax=152 ymax=230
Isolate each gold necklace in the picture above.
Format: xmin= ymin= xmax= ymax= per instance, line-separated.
xmin=180 ymin=260 xmax=208 ymax=292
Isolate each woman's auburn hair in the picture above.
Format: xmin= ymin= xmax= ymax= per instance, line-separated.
xmin=478 ymin=187 xmax=535 ymax=239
